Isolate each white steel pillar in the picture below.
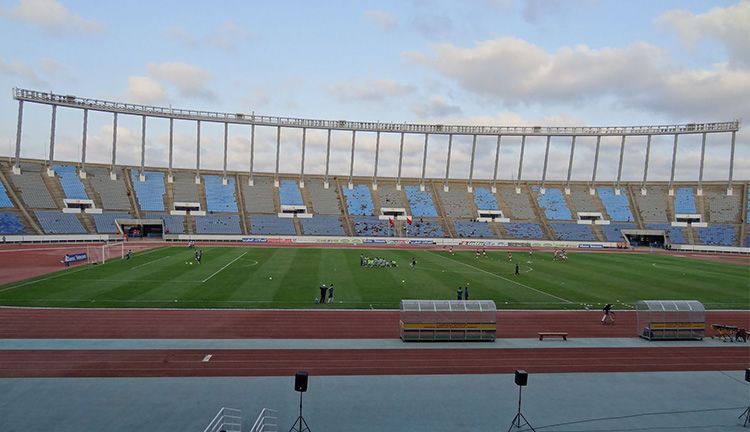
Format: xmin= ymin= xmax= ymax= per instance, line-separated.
xmin=697 ymin=132 xmax=706 ymax=195
xmin=590 ymin=135 xmax=601 ymax=194
xmin=491 ymin=135 xmax=501 ymax=193
xmin=12 ymin=100 xmax=23 ymax=174
xmin=443 ymin=134 xmax=453 ymax=192
xmin=540 ymin=135 xmax=551 ymax=193
xmin=248 ymin=124 xmax=255 ymax=186
xmin=222 ymin=122 xmax=228 ymax=184
xmin=727 ymin=130 xmax=736 ymax=195
xmin=195 ymin=120 xmax=201 ymax=184
xmin=515 ymin=135 xmax=526 ymax=193
xmin=80 ymin=108 xmax=88 ymax=179
xmin=167 ymin=118 xmax=173 ymax=183
xmin=110 ymin=112 xmax=118 ymax=179
xmin=323 ymin=129 xmax=331 ymax=189
xmin=396 ymin=132 xmax=405 ymax=190
xmin=348 ymin=130 xmax=356 ymax=189
xmin=615 ymin=135 xmax=626 ymax=194
xmin=468 ymin=134 xmax=477 ymax=192
xmin=641 ymin=135 xmax=651 ymax=195
xmin=564 ymin=136 xmax=576 ymax=194
xmin=420 ymin=133 xmax=428 ymax=191
xmin=372 ymin=131 xmax=380 ymax=190
xmin=668 ymin=134 xmax=678 ymax=195
xmin=274 ymin=126 xmax=281 ymax=187
xmin=139 ymin=115 xmax=146 ymax=180
xmin=47 ymin=105 xmax=57 ymax=177
xmin=300 ymin=127 xmax=306 ymax=187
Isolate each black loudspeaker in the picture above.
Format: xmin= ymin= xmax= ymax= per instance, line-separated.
xmin=294 ymin=371 xmax=308 ymax=392
xmin=745 ymin=368 xmax=750 ymax=383
xmin=515 ymin=369 xmax=528 ymax=386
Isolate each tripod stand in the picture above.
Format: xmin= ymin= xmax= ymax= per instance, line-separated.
xmin=739 ymin=405 xmax=749 ymax=427
xmin=507 ymin=384 xmax=536 ymax=432
xmin=289 ymin=391 xmax=311 ymax=432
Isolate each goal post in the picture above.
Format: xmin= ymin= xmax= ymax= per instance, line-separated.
xmin=85 ymin=242 xmax=124 ymax=264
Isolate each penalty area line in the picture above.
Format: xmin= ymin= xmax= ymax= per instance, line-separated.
xmin=202 ymin=251 xmax=248 ymax=283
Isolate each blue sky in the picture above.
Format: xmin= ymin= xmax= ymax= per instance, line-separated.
xmin=0 ymin=0 xmax=748 ymax=181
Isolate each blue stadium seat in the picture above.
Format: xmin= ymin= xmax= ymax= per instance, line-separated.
xmin=342 ymin=185 xmax=374 ymax=216
xmin=473 ymin=188 xmax=499 ymax=210
xmin=130 ymin=171 xmax=165 ymax=211
xmin=697 ymin=224 xmax=735 ymax=246
xmin=454 ymin=220 xmax=495 ymax=238
xmin=279 ymin=180 xmax=304 ymax=206
xmin=204 ymin=176 xmax=238 ymax=212
xmin=0 ymin=212 xmax=26 ymax=234
xmin=53 ymin=165 xmax=88 ymax=200
xmin=300 ymin=216 xmax=345 ymax=236
xmin=597 ymin=188 xmax=634 ymax=222
xmin=196 ymin=215 xmax=241 ymax=234
xmin=646 ymin=223 xmax=685 ymax=244
xmin=601 ymin=223 xmax=635 ymax=242
xmin=674 ymin=187 xmax=697 ymax=214
xmin=503 ymin=222 xmax=544 ymax=239
xmin=407 ymin=219 xmax=444 ymax=237
xmin=144 ymin=213 xmax=185 ymax=234
xmin=549 ymin=222 xmax=596 ymax=241
xmin=405 ymin=186 xmax=437 ymax=217
xmin=534 ymin=187 xmax=572 ymax=220
xmin=0 ymin=180 xmax=14 ymax=208
xmin=352 ymin=216 xmax=390 ymax=237
xmin=92 ymin=212 xmax=130 ymax=233
xmin=35 ymin=210 xmax=86 ymax=234
xmin=746 ymin=189 xmax=750 ymax=222
xmin=249 ymin=215 xmax=296 ymax=235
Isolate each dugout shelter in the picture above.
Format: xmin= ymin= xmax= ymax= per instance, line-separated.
xmin=399 ymin=299 xmax=497 ymax=342
xmin=636 ymin=300 xmax=705 ymax=340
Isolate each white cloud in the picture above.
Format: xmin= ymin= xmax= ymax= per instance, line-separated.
xmin=656 ymin=1 xmax=750 ymax=68
xmin=324 ymin=77 xmax=415 ymax=103
xmin=0 ymin=57 xmax=46 ymax=86
xmin=146 ymin=62 xmax=215 ymax=100
xmin=412 ymin=95 xmax=462 ymax=118
xmin=406 ymin=37 xmax=750 ymax=120
xmin=39 ymin=57 xmax=75 ymax=82
xmin=125 ymin=76 xmax=167 ymax=105
xmin=365 ymin=10 xmax=396 ymax=30
xmin=165 ymin=20 xmax=250 ymax=52
xmin=1 ymin=0 xmax=103 ymax=34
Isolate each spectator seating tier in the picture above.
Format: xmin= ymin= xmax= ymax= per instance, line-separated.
xmin=204 ymin=175 xmax=238 ymax=212
xmin=242 ymin=176 xmax=276 ymax=213
xmin=534 ymin=187 xmax=572 ymax=220
xmin=53 ymin=165 xmax=88 ymax=200
xmin=130 ymin=171 xmax=165 ymax=212
xmin=406 ymin=219 xmax=444 ymax=237
xmin=0 ymin=179 xmax=13 ymax=208
xmin=92 ymin=212 xmax=130 ymax=233
xmin=196 ymin=215 xmax=241 ymax=234
xmin=697 ymin=224 xmax=736 ymax=246
xmin=438 ymin=187 xmax=472 ymax=218
xmin=35 ymin=210 xmax=86 ymax=234
xmin=473 ymin=187 xmax=499 ymax=211
xmin=300 ymin=216 xmax=345 ymax=236
xmin=306 ymin=179 xmax=340 ymax=215
xmin=597 ymin=187 xmax=634 ymax=222
xmin=569 ymin=186 xmax=599 ymax=214
xmin=674 ymin=187 xmax=697 ymax=214
xmin=499 ymin=187 xmax=536 ymax=220
xmin=375 ymin=184 xmax=405 ymax=209
xmin=343 ymin=185 xmax=374 ymax=216
xmin=502 ymin=222 xmax=544 ymax=239
xmin=601 ymin=223 xmax=636 ymax=242
xmin=88 ymin=168 xmax=131 ymax=210
xmin=352 ymin=216 xmax=390 ymax=237
xmin=405 ymin=185 xmax=438 ymax=217
xmin=145 ymin=212 xmax=185 ymax=234
xmin=249 ymin=215 xmax=296 ymax=235
xmin=704 ymin=189 xmax=740 ymax=223
xmin=0 ymin=211 xmax=26 ymax=234
xmin=646 ymin=223 xmax=685 ymax=244
xmin=454 ymin=220 xmax=495 ymax=238
xmin=10 ymin=167 xmax=56 ymax=208
xmin=637 ymin=187 xmax=669 ymax=222
xmin=549 ymin=222 xmax=596 ymax=241
xmin=279 ymin=180 xmax=304 ymax=206
xmin=172 ymin=172 xmax=200 ymax=203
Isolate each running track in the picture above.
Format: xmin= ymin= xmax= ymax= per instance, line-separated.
xmin=1 ymin=308 xmax=748 ymax=377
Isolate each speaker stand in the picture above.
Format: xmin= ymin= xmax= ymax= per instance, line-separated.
xmin=739 ymin=405 xmax=749 ymax=427
xmin=289 ymin=392 xmax=311 ymax=432
xmin=507 ymin=386 xmax=536 ymax=432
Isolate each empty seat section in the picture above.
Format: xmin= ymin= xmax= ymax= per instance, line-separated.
xmin=89 ymin=168 xmax=130 ymax=210
xmin=534 ymin=187 xmax=572 ymax=220
xmin=173 ymin=172 xmax=200 ymax=203
xmin=343 ymin=185 xmax=374 ymax=215
xmin=130 ymin=171 xmax=165 ymax=211
xmin=0 ymin=212 xmax=26 ymax=234
xmin=637 ymin=187 xmax=669 ymax=223
xmin=697 ymin=224 xmax=736 ymax=246
xmin=499 ymin=187 xmax=536 ymax=220
xmin=249 ymin=215 xmax=296 ymax=235
xmin=601 ymin=223 xmax=635 ymax=242
xmin=597 ymin=188 xmax=634 ymax=222
xmin=352 ymin=216 xmax=390 ymax=237
xmin=674 ymin=187 xmax=697 ymax=214
xmin=196 ymin=215 xmax=241 ymax=234
xmin=407 ymin=219 xmax=444 ymax=237
xmin=404 ymin=185 xmax=437 ymax=217
xmin=569 ymin=187 xmax=599 ymax=213
xmin=503 ymin=222 xmax=544 ymax=239
xmin=204 ymin=175 xmax=238 ymax=212
xmin=701 ymin=188 xmax=740 ymax=223
xmin=473 ymin=187 xmax=499 ymax=210
xmin=646 ymin=223 xmax=685 ymax=244
xmin=10 ymin=166 xmax=56 ymax=208
xmin=747 ymin=189 xmax=750 ymax=222
xmin=242 ymin=177 xmax=276 ymax=213
xmin=0 ymin=180 xmax=13 ymax=208
xmin=306 ymin=179 xmax=340 ymax=215
xmin=279 ymin=180 xmax=304 ymax=206
xmin=300 ymin=216 xmax=345 ymax=236
xmin=35 ymin=210 xmax=86 ymax=234
xmin=92 ymin=212 xmax=130 ymax=233
xmin=438 ymin=187 xmax=471 ymax=217
xmin=376 ymin=184 xmax=405 ymax=211
xmin=549 ymin=222 xmax=596 ymax=241
xmin=454 ymin=220 xmax=494 ymax=238
xmin=53 ymin=165 xmax=88 ymax=199
xmin=145 ymin=212 xmax=185 ymax=234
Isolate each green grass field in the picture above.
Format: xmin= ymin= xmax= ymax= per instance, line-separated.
xmin=0 ymin=247 xmax=748 ymax=309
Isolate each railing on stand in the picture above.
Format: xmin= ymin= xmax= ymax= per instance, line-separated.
xmin=250 ymin=408 xmax=278 ymax=432
xmin=203 ymin=407 xmax=242 ymax=432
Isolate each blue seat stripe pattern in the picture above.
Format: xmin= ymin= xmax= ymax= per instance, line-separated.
xmin=204 ymin=176 xmax=238 ymax=213
xmin=300 ymin=216 xmax=344 ymax=236
xmin=0 ymin=181 xmax=14 ymax=208
xmin=279 ymin=180 xmax=304 ymax=206
xmin=674 ymin=188 xmax=697 ymax=214
xmin=130 ymin=171 xmax=165 ymax=211
xmin=342 ymin=185 xmax=374 ymax=216
xmin=697 ymin=224 xmax=736 ymax=246
xmin=196 ymin=215 xmax=241 ymax=234
xmin=53 ymin=165 xmax=88 ymax=200
xmin=92 ymin=212 xmax=130 ymax=233
xmin=534 ymin=187 xmax=572 ymax=220
xmin=473 ymin=187 xmax=499 ymax=210
xmin=34 ymin=210 xmax=86 ymax=234
xmin=549 ymin=222 xmax=596 ymax=241
xmin=601 ymin=223 xmax=635 ymax=242
xmin=0 ymin=212 xmax=26 ymax=234
xmin=503 ymin=222 xmax=544 ymax=239
xmin=352 ymin=216 xmax=390 ymax=237
xmin=404 ymin=185 xmax=438 ymax=217
xmin=646 ymin=223 xmax=685 ymax=244
xmin=597 ymin=188 xmax=634 ymax=222
xmin=454 ymin=220 xmax=494 ymax=238
xmin=249 ymin=215 xmax=296 ymax=235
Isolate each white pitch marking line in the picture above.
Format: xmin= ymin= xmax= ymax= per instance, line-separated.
xmin=429 ymin=251 xmax=573 ymax=303
xmin=202 ymin=354 xmax=212 ymax=362
xmin=131 ymin=255 xmax=172 ymax=270
xmin=202 ymin=251 xmax=248 ymax=283
xmin=0 ymin=264 xmax=94 ymax=293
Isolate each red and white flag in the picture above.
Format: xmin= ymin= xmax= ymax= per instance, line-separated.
xmin=406 ymin=217 xmax=412 ymax=225
xmin=388 ymin=218 xmax=394 ymax=226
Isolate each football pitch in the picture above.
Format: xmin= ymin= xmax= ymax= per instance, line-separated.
xmin=0 ymin=247 xmax=747 ymax=309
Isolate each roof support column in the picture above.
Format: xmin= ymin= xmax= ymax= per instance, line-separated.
xmin=697 ymin=132 xmax=706 ymax=195
xmin=640 ymin=135 xmax=651 ymax=195
xmin=348 ymin=130 xmax=356 ymax=189
xmin=110 ymin=113 xmax=118 ymax=179
xmin=12 ymin=100 xmax=23 ymax=174
xmin=47 ymin=105 xmax=56 ymax=177
xmin=372 ymin=131 xmax=380 ymax=190
xmin=396 ymin=132 xmax=404 ymax=190
xmin=727 ymin=130 xmax=736 ymax=196
xmin=274 ymin=126 xmax=280 ymax=187
xmin=420 ymin=133 xmax=428 ymax=191
xmin=139 ymin=115 xmax=146 ymax=181
xmin=443 ymin=134 xmax=453 ymax=192
xmin=167 ymin=118 xmax=173 ymax=183
xmin=222 ymin=122 xmax=228 ymax=184
xmin=668 ymin=134 xmax=678 ymax=195
xmin=590 ymin=135 xmax=601 ymax=194
xmin=515 ymin=135 xmax=526 ymax=193
xmin=300 ymin=127 xmax=306 ymax=187
xmin=80 ymin=108 xmax=88 ymax=179
xmin=491 ymin=135 xmax=501 ymax=193
xmin=540 ymin=135 xmax=551 ymax=193
xmin=195 ymin=120 xmax=201 ymax=184
xmin=564 ymin=136 xmax=576 ymax=194
xmin=615 ymin=135 xmax=626 ymax=194
xmin=323 ymin=129 xmax=331 ymax=189
xmin=468 ymin=134 xmax=477 ymax=192
xmin=248 ymin=124 xmax=255 ymax=186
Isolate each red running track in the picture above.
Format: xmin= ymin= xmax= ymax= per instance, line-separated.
xmin=0 ymin=347 xmax=748 ymax=378
xmin=0 ymin=308 xmax=748 ymax=339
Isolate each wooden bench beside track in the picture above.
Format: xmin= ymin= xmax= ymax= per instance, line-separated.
xmin=538 ymin=332 xmax=568 ymax=341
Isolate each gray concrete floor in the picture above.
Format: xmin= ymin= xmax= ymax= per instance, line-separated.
xmin=1 ymin=371 xmax=748 ymax=432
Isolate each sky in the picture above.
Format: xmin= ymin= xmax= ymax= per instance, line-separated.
xmin=0 ymin=0 xmax=748 ymax=182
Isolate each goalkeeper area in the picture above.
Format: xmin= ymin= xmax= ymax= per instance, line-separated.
xmin=0 ymin=245 xmax=747 ymax=309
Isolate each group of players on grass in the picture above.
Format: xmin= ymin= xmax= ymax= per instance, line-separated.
xmin=360 ymin=255 xmax=398 ymax=268
xmin=316 ymin=283 xmax=335 ymax=304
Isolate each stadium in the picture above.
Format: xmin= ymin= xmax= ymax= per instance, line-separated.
xmin=1 ymin=2 xmax=749 ymax=431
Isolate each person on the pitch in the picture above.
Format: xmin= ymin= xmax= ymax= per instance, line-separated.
xmin=327 ymin=284 xmax=335 ymax=304
xmin=602 ymin=303 xmax=615 ymax=324
xmin=514 ymin=263 xmax=520 ymax=275
xmin=463 ymin=285 xmax=470 ymax=300
xmin=319 ymin=284 xmax=328 ymax=304
xmin=456 ymin=286 xmax=463 ymax=300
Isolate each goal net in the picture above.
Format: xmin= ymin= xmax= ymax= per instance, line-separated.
xmin=86 ymin=242 xmax=125 ymax=264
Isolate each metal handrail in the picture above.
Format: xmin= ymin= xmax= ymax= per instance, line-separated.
xmin=250 ymin=408 xmax=278 ymax=432
xmin=13 ymin=88 xmax=740 ymax=136
xmin=203 ymin=407 xmax=242 ymax=432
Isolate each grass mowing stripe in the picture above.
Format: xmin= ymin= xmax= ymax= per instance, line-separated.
xmin=428 ymin=250 xmax=574 ymax=304
xmin=202 ymin=251 xmax=248 ymax=283
xmin=131 ymin=255 xmax=173 ymax=270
